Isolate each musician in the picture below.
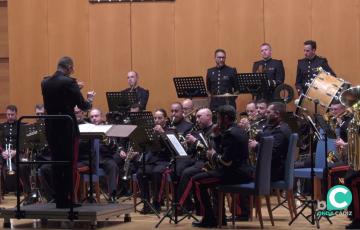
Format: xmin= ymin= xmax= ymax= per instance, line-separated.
xmin=295 ymin=40 xmax=336 ymax=95
xmin=182 ymin=98 xmax=196 ymax=124
xmin=121 ymin=71 xmax=149 ymax=111
xmin=238 ymin=101 xmax=257 ymax=131
xmin=41 ymin=56 xmax=95 ymax=208
xmin=35 ymin=104 xmax=45 ymax=116
xmin=253 ymin=43 xmax=285 ymax=100
xmin=88 ymin=108 xmax=119 ymax=202
xmin=0 ymin=105 xmax=32 ymax=198
xmin=206 ymin=49 xmax=238 ymax=111
xmin=178 ymin=108 xmax=214 ymax=212
xmin=249 ymin=102 xmax=291 ymax=181
xmin=136 ymin=109 xmax=171 ymax=214
xmin=192 ymin=105 xmax=252 ymax=228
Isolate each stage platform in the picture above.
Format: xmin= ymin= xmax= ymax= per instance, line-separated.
xmin=0 ymin=202 xmax=133 ymax=229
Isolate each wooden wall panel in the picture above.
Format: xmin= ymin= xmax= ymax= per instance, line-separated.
xmin=0 ymin=61 xmax=9 ymax=111
xmin=89 ymin=3 xmax=131 ymax=113
xmin=47 ymin=0 xmax=90 ymax=90
xmin=174 ymin=0 xmax=218 ymax=76
xmin=218 ymin=0 xmax=264 ymax=111
xmin=264 ymin=0 xmax=312 ymax=111
xmin=8 ymin=0 xmax=49 ymax=114
xmin=131 ymin=2 xmax=176 ymax=111
xmin=312 ymin=0 xmax=360 ymax=85
xmin=0 ymin=4 xmax=8 ymax=57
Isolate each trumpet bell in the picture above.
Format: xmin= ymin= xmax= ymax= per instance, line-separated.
xmin=340 ymin=86 xmax=360 ymax=109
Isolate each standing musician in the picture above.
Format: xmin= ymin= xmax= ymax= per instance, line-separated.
xmin=136 ymin=109 xmax=171 ymax=214
xmin=41 ymin=56 xmax=95 ymax=208
xmin=295 ymin=40 xmax=336 ymax=96
xmin=178 ymin=108 xmax=215 ymax=213
xmin=206 ymin=49 xmax=238 ymax=111
xmin=0 ymin=105 xmax=31 ymax=198
xmin=191 ymin=105 xmax=252 ymax=228
xmin=121 ymin=71 xmax=149 ymax=111
xmin=253 ymin=43 xmax=285 ymax=100
xmin=249 ymin=102 xmax=291 ymax=182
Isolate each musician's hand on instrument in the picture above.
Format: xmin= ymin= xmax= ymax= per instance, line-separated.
xmin=335 ymin=138 xmax=347 ymax=149
xmin=1 ymin=150 xmax=9 ymax=159
xmin=119 ymin=150 xmax=127 ymax=159
xmin=238 ymin=118 xmax=250 ymax=130
xmin=10 ymin=150 xmax=16 ymax=158
xmin=185 ymin=134 xmax=197 ymax=144
xmin=206 ymin=149 xmax=215 ymax=159
xmin=154 ymin=124 xmax=165 ymax=134
xmin=248 ymin=139 xmax=258 ymax=150
xmin=297 ymin=89 xmax=301 ymax=96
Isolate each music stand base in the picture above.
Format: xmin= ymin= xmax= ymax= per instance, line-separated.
xmin=155 ymin=201 xmax=198 ymax=228
xmin=134 ymin=198 xmax=160 ymax=218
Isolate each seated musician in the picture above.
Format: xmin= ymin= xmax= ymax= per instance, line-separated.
xmin=121 ymin=71 xmax=149 ymax=111
xmin=136 ymin=109 xmax=171 ymax=214
xmin=191 ymin=105 xmax=253 ymax=228
xmin=178 ymin=108 xmax=215 ymax=213
xmin=78 ymin=108 xmax=119 ymax=202
xmin=238 ymin=101 xmax=258 ymax=131
xmin=0 ymin=105 xmax=31 ymax=200
xmin=182 ymin=98 xmax=196 ymax=124
xmin=249 ymin=102 xmax=291 ymax=182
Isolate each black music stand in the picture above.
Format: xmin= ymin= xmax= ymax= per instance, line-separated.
xmin=173 ymin=76 xmax=208 ymax=99
xmin=155 ymin=133 xmax=198 ymax=228
xmin=106 ymin=91 xmax=137 ymax=112
xmin=236 ymin=73 xmax=268 ymax=99
xmin=129 ymin=112 xmax=161 ymax=217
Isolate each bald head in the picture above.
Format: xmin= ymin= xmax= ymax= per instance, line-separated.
xmin=196 ymin=108 xmax=213 ymax=128
xmin=127 ymin=71 xmax=139 ymax=88
xmin=89 ymin=108 xmax=103 ymax=125
xmin=182 ymin=99 xmax=194 ymax=116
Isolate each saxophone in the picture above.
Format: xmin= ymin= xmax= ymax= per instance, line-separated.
xmin=122 ymin=144 xmax=135 ymax=180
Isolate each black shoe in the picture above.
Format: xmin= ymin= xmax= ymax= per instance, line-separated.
xmin=108 ymin=196 xmax=117 ymax=204
xmin=140 ymin=206 xmax=154 ymax=215
xmin=226 ymin=215 xmax=250 ymax=222
xmin=192 ymin=219 xmax=217 ymax=228
xmin=346 ymin=221 xmax=360 ymax=229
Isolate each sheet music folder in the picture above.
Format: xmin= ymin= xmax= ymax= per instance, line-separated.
xmin=79 ymin=124 xmax=137 ymax=138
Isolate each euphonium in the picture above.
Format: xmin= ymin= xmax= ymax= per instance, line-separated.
xmin=248 ymin=118 xmax=266 ymax=166
xmin=340 ymin=86 xmax=360 ymax=170
xmin=6 ymin=144 xmax=15 ymax=175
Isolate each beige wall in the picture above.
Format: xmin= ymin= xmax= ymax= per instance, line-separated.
xmin=6 ymin=0 xmax=360 ymax=116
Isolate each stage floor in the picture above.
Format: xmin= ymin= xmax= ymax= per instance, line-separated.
xmin=0 ymin=195 xmax=352 ymax=229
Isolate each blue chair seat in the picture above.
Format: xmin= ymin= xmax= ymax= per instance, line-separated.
xmin=270 ymin=180 xmax=287 ymax=189
xmin=294 ymin=168 xmax=324 ymax=179
xmin=219 ymin=182 xmax=255 ymax=194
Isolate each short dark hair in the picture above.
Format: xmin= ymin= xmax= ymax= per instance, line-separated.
xmin=256 ymin=99 xmax=268 ymax=105
xmin=214 ymin=49 xmax=226 ymax=57
xmin=171 ymin=102 xmax=183 ymax=110
xmin=155 ymin=108 xmax=167 ymax=118
xmin=6 ymin=104 xmax=17 ymax=113
xmin=216 ymin=105 xmax=236 ymax=122
xmin=269 ymin=102 xmax=286 ymax=118
xmin=304 ymin=40 xmax=317 ymax=50
xmin=35 ymin=104 xmax=44 ymax=110
xmin=57 ymin=56 xmax=74 ymax=71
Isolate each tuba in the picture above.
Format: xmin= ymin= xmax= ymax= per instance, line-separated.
xmin=340 ymin=86 xmax=360 ymax=171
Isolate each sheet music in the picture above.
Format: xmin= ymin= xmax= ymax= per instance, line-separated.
xmin=79 ymin=123 xmax=112 ymax=134
xmin=166 ymin=134 xmax=187 ymax=156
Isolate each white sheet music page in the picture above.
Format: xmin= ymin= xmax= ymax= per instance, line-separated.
xmin=79 ymin=123 xmax=112 ymax=134
xmin=166 ymin=134 xmax=187 ymax=156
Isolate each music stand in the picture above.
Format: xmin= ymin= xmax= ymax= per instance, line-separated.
xmin=155 ymin=133 xmax=198 ymax=228
xmin=106 ymin=91 xmax=137 ymax=112
xmin=173 ymin=76 xmax=208 ymax=99
xmin=236 ymin=73 xmax=269 ymax=99
xmin=106 ymin=111 xmax=129 ymax=124
xmin=128 ymin=112 xmax=161 ymax=217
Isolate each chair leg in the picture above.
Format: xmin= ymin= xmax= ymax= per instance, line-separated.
xmin=276 ymin=189 xmax=281 ymax=205
xmin=82 ymin=181 xmax=87 ymax=201
xmin=286 ymin=190 xmax=294 ymax=220
xmin=288 ymin=189 xmax=297 ymax=216
xmin=133 ymin=180 xmax=138 ymax=212
xmin=232 ymin=194 xmax=237 ymax=226
xmin=265 ymin=195 xmax=274 ymax=226
xmin=95 ymin=182 xmax=100 ymax=202
xmin=249 ymin=195 xmax=254 ymax=221
xmin=256 ymin=196 xmax=263 ymax=229
xmin=165 ymin=180 xmax=170 ymax=209
xmin=218 ymin=191 xmax=224 ymax=228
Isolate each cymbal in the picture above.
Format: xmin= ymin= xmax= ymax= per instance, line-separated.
xmin=211 ymin=93 xmax=239 ymax=98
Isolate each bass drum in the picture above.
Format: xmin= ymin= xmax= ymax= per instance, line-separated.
xmin=296 ymin=71 xmax=346 ymax=117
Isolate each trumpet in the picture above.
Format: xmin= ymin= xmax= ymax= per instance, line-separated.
xmin=6 ymin=144 xmax=15 ymax=175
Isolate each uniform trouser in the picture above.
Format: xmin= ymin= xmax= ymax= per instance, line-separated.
xmin=177 ymin=160 xmax=205 ymax=209
xmin=174 ymin=157 xmax=195 ymax=178
xmin=38 ymin=164 xmax=54 ymax=200
xmin=100 ymin=158 xmax=119 ymax=196
xmin=345 ymin=170 xmax=360 ymax=221
xmin=137 ymin=161 xmax=168 ymax=205
xmin=192 ymin=169 xmax=252 ymax=222
xmin=2 ymin=162 xmax=31 ymax=194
